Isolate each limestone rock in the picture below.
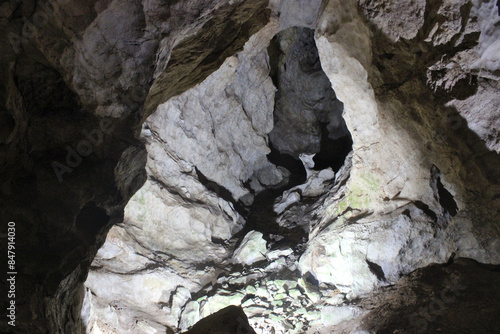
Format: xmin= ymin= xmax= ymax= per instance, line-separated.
xmin=268 ymin=26 xmax=349 ymax=158
xmin=338 ymin=259 xmax=500 ymax=334
xmin=2 ymin=1 xmax=500 ymax=334
xmin=0 ymin=0 xmax=271 ymax=331
xmin=232 ymin=231 xmax=268 ymax=266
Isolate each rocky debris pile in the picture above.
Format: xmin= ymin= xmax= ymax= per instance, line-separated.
xmin=175 ymin=155 xmax=355 ymax=333
xmin=178 ymin=229 xmax=353 ymax=334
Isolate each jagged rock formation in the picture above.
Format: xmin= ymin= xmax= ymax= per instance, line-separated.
xmin=0 ymin=0 xmax=269 ymax=333
xmin=1 ymin=0 xmax=499 ymax=334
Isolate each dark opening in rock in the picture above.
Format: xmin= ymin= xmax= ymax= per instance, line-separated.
xmin=414 ymin=200 xmax=438 ymax=222
xmin=313 ymin=121 xmax=353 ymax=172
xmin=366 ymin=259 xmax=386 ymax=282
xmin=436 ymin=175 xmax=458 ymax=217
xmin=267 ymin=26 xmax=352 ymax=174
xmin=195 ymin=167 xmax=246 ymax=216
xmin=431 ymin=165 xmax=459 ymax=218
xmin=15 ymin=55 xmax=82 ymax=117
xmin=304 ymin=271 xmax=320 ymax=286
xmin=75 ymin=201 xmax=110 ymax=241
xmin=266 ymin=141 xmax=306 ymax=186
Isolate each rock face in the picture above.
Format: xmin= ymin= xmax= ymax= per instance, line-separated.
xmin=301 ymin=0 xmax=500 ymax=299
xmin=1 ymin=0 xmax=499 ymax=334
xmin=268 ymin=26 xmax=350 ymax=159
xmin=184 ymin=305 xmax=256 ymax=334
xmin=330 ymin=258 xmax=500 ymax=334
xmin=0 ymin=1 xmax=269 ymax=333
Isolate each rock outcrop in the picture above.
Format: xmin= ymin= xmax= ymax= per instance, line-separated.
xmin=0 ymin=1 xmax=269 ymax=333
xmin=1 ymin=0 xmax=499 ymax=334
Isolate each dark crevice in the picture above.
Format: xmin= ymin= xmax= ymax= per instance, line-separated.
xmin=75 ymin=201 xmax=110 ymax=243
xmin=436 ymin=175 xmax=458 ymax=217
xmin=211 ymin=237 xmax=227 ymax=245
xmin=231 ymin=175 xmax=307 ymax=253
xmin=366 ymin=259 xmax=386 ymax=282
xmin=232 ymin=27 xmax=353 ymax=257
xmin=194 ymin=167 xmax=247 ymax=217
xmin=431 ymin=165 xmax=459 ymax=218
xmin=267 ymin=35 xmax=282 ymax=88
xmin=304 ymin=271 xmax=320 ymax=286
xmin=414 ymin=200 xmax=438 ymax=222
xmin=266 ymin=141 xmax=307 ymax=183
xmin=313 ymin=122 xmax=353 ymax=172
xmin=445 ymin=252 xmax=456 ymax=266
xmin=230 ymin=139 xmax=309 ymax=253
xmin=15 ymin=56 xmax=83 ymax=117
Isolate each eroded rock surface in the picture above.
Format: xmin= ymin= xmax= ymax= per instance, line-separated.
xmin=1 ymin=0 xmax=499 ymax=334
xmin=329 ymin=258 xmax=500 ymax=334
xmin=86 ymin=0 xmax=499 ymax=333
xmin=268 ymin=26 xmax=350 ymax=159
xmin=0 ymin=1 xmax=270 ymax=333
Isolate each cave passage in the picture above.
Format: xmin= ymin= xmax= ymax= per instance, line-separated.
xmin=235 ymin=27 xmax=353 ymax=254
xmin=267 ymin=27 xmax=352 ymax=165
xmin=82 ymin=25 xmax=355 ymax=334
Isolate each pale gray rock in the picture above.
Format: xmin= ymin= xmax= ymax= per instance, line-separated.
xmin=358 ymin=0 xmax=425 ymax=42
xmin=83 ymin=1 xmax=500 ymax=331
xmin=232 ymin=231 xmax=268 ymax=266
xmin=271 ymin=0 xmax=324 ymax=31
xmin=3 ymin=0 xmax=500 ymax=334
xmin=83 ymin=21 xmax=284 ymax=334
xmin=295 ymin=0 xmax=500 ymax=302
xmin=320 ymin=306 xmax=364 ymax=327
xmin=299 ymin=213 xmax=455 ymax=296
xmin=145 ymin=22 xmax=283 ymax=202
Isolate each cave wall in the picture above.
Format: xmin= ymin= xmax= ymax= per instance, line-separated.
xmin=0 ymin=0 xmax=499 ymax=333
xmin=85 ymin=1 xmax=500 ymax=333
xmin=0 ymin=0 xmax=270 ymax=333
xmin=299 ymin=0 xmax=500 ymax=297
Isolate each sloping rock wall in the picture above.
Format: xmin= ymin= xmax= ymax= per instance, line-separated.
xmin=1 ymin=0 xmax=499 ymax=333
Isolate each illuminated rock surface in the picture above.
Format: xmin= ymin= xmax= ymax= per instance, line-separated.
xmin=1 ymin=0 xmax=499 ymax=333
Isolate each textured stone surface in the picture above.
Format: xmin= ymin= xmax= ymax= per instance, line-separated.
xmin=268 ymin=26 xmax=349 ymax=158
xmin=232 ymin=231 xmax=267 ymax=266
xmin=298 ymin=0 xmax=500 ymax=298
xmin=144 ymin=22 xmax=283 ymax=202
xmin=325 ymin=259 xmax=500 ymax=334
xmin=0 ymin=1 xmax=270 ymax=333
xmin=82 ymin=19 xmax=284 ymax=334
xmin=1 ymin=0 xmax=499 ymax=334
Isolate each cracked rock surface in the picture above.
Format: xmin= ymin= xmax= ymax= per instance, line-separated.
xmin=1 ymin=0 xmax=499 ymax=334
